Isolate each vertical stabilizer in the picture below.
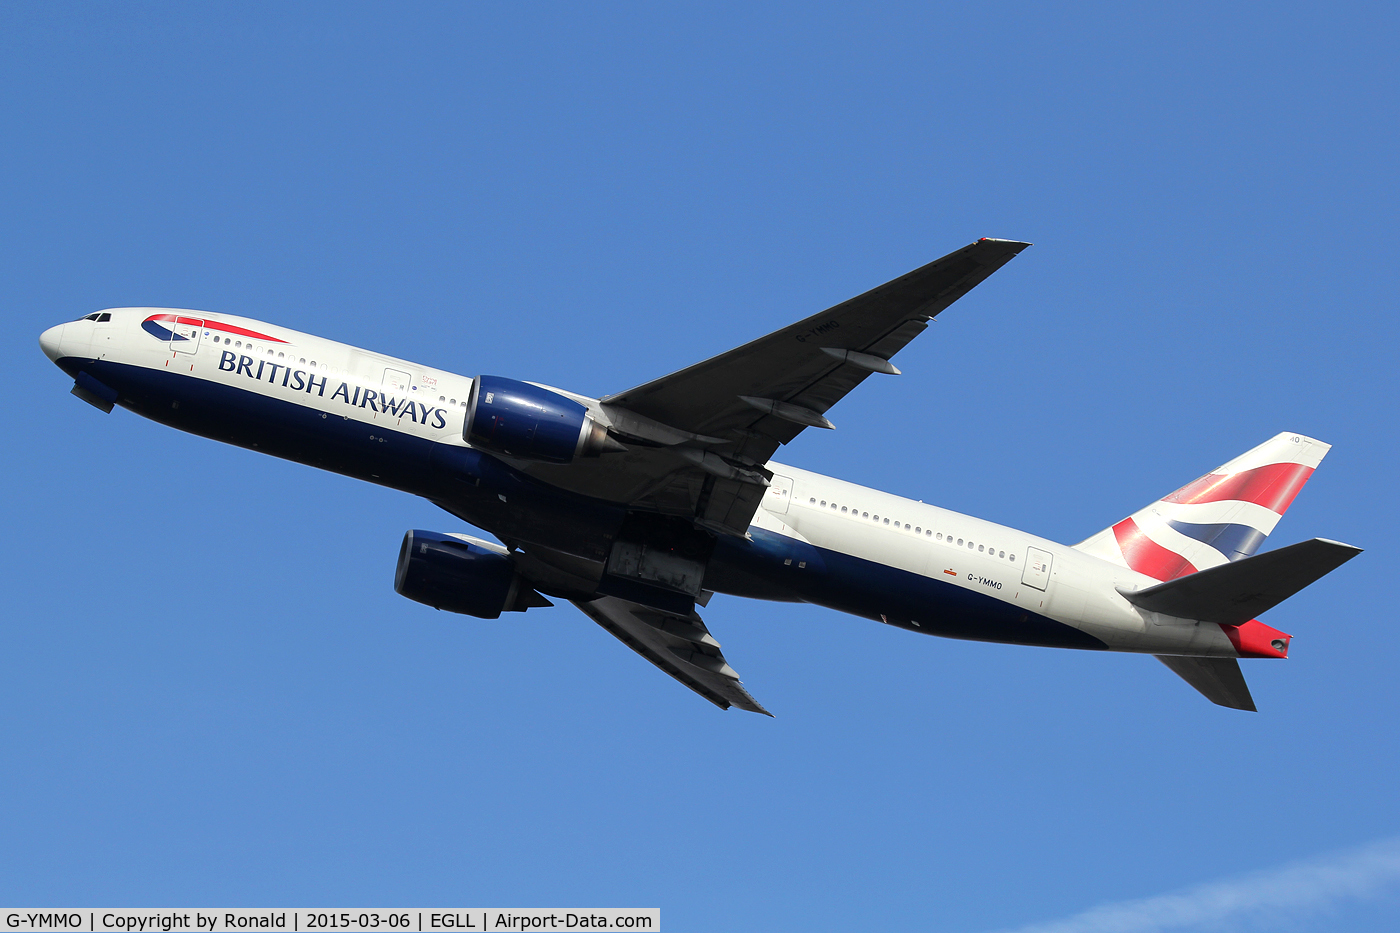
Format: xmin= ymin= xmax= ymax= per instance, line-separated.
xmin=1075 ymin=433 xmax=1329 ymax=581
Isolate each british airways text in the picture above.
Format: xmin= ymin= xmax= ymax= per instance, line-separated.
xmin=218 ymin=351 xmax=448 ymax=428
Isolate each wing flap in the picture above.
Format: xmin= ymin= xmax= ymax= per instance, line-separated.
xmin=574 ymin=595 xmax=771 ymax=715
xmin=1120 ymin=538 xmax=1362 ymax=626
xmin=1156 ymin=656 xmax=1257 ymax=711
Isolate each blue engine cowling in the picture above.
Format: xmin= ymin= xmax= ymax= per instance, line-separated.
xmin=464 ymin=375 xmax=614 ymax=464
xmin=394 ymin=530 xmax=550 ymax=619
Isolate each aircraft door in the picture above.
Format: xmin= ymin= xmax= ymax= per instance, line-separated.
xmin=1021 ymin=547 xmax=1053 ymax=591
xmin=170 ymin=317 xmax=203 ymax=354
xmin=383 ymin=368 xmax=411 ymax=392
xmin=764 ymin=475 xmax=793 ymax=514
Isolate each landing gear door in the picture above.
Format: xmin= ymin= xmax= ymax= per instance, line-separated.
xmin=171 ymin=317 xmax=203 ymax=355
xmin=764 ymin=474 xmax=793 ymax=515
xmin=1021 ymin=547 xmax=1053 ymax=591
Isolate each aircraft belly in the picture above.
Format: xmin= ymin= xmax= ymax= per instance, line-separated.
xmin=78 ymin=357 xmax=433 ymax=483
xmin=72 ymin=358 xmax=626 ymax=561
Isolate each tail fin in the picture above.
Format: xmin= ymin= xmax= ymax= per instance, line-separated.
xmin=1074 ymin=432 xmax=1330 ymax=581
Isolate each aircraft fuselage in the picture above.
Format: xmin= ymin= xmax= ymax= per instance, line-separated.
xmin=39 ymin=307 xmax=1252 ymax=661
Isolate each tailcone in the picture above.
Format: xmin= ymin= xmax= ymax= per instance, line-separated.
xmin=1223 ymin=619 xmax=1291 ymax=658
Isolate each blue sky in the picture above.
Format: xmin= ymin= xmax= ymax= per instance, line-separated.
xmin=2 ymin=3 xmax=1397 ymax=930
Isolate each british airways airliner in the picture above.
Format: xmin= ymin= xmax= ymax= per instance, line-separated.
xmin=38 ymin=239 xmax=1359 ymax=714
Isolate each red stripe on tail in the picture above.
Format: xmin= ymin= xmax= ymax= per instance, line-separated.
xmin=1113 ymin=518 xmax=1198 ymax=581
xmin=1161 ymin=462 xmax=1314 ymax=514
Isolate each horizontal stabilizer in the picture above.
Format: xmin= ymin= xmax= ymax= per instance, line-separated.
xmin=1119 ymin=538 xmax=1361 ymax=627
xmin=1156 ymin=656 xmax=1257 ymax=711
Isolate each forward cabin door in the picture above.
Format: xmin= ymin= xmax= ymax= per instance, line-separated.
xmin=170 ymin=317 xmax=203 ymax=355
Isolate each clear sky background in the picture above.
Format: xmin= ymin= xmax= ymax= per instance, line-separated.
xmin=2 ymin=3 xmax=1397 ymax=930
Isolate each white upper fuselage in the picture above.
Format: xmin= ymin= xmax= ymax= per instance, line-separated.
xmin=40 ymin=307 xmax=1242 ymax=658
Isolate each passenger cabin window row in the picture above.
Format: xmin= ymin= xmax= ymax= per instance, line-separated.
xmin=205 ymin=334 xmax=468 ymax=403
xmin=209 ymin=334 xmax=329 ymax=371
xmin=808 ymin=496 xmax=1016 ymax=562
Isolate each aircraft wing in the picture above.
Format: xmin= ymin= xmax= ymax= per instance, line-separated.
xmin=519 ymin=238 xmax=1030 ymax=536
xmin=573 ymin=595 xmax=772 ymax=715
xmin=604 ymin=237 xmax=1031 ymax=461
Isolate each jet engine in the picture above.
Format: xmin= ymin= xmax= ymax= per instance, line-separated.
xmin=464 ymin=375 xmax=618 ymax=464
xmin=394 ymin=529 xmax=551 ymax=619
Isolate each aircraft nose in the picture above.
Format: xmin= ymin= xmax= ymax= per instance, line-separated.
xmin=39 ymin=323 xmax=66 ymax=363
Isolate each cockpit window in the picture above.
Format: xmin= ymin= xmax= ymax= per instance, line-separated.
xmin=96 ymin=312 xmax=111 ymax=322
xmin=78 ymin=313 xmax=100 ymax=321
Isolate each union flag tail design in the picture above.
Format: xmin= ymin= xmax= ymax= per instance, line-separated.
xmin=1074 ymin=433 xmax=1330 ymax=581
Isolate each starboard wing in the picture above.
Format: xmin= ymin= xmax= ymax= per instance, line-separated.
xmin=604 ymin=237 xmax=1031 ymax=462
xmin=522 ymin=239 xmax=1031 ymax=536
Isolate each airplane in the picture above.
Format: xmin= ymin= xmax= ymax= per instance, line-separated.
xmin=38 ymin=238 xmax=1361 ymax=715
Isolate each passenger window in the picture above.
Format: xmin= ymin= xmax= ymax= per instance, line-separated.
xmin=1010 ymin=554 xmax=1016 ymax=562
xmin=882 ymin=518 xmax=889 ymax=525
xmin=905 ymin=524 xmax=910 ymax=530
xmin=820 ymin=500 xmax=826 ymax=507
xmin=978 ymin=545 xmax=984 ymax=552
xmin=235 ymin=341 xmax=242 ymax=348
xmin=862 ymin=512 xmax=868 ymax=518
xmin=915 ymin=526 xmax=920 ymax=533
xmin=810 ymin=498 xmax=816 ymax=503
xmin=999 ymin=550 xmax=1005 ymax=558
xmin=957 ymin=538 xmax=963 ymax=546
xmin=841 ymin=506 xmax=848 ymax=513
xmin=926 ymin=530 xmax=932 ymax=537
xmin=278 ymin=352 xmax=285 ymax=359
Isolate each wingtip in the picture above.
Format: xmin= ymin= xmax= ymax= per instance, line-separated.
xmin=977 ymin=237 xmax=1033 ymax=249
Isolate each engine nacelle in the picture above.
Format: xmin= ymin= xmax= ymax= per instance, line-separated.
xmin=464 ymin=375 xmax=615 ymax=464
xmin=394 ymin=530 xmax=550 ymax=619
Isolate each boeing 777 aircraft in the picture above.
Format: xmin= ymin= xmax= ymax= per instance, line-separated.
xmin=39 ymin=239 xmax=1359 ymax=714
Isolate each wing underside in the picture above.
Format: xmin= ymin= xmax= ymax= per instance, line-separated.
xmin=516 ymin=238 xmax=1031 ymax=537
xmin=573 ymin=596 xmax=771 ymax=715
